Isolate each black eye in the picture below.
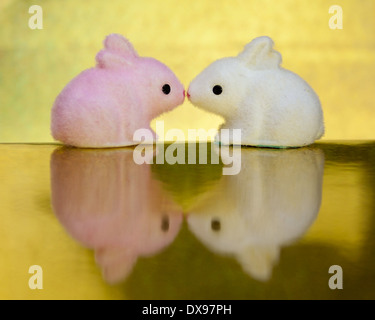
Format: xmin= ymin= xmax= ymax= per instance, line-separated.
xmin=211 ymin=218 xmax=221 ymax=231
xmin=161 ymin=215 xmax=169 ymax=232
xmin=212 ymin=85 xmax=222 ymax=95
xmin=162 ymin=84 xmax=171 ymax=95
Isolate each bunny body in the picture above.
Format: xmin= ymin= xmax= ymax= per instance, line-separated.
xmin=51 ymin=147 xmax=182 ymax=283
xmin=188 ymin=37 xmax=324 ymax=148
xmin=51 ymin=34 xmax=185 ymax=148
xmin=187 ymin=147 xmax=324 ymax=281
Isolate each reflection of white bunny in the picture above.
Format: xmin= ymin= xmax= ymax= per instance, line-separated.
xmin=187 ymin=147 xmax=324 ymax=281
xmin=188 ymin=36 xmax=324 ymax=148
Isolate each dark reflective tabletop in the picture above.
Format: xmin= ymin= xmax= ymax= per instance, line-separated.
xmin=1 ymin=141 xmax=374 ymax=299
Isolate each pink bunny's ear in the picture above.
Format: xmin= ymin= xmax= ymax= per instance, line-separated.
xmin=95 ymin=248 xmax=138 ymax=284
xmin=96 ymin=34 xmax=139 ymax=68
xmin=96 ymin=50 xmax=129 ymax=68
xmin=104 ymin=33 xmax=138 ymax=59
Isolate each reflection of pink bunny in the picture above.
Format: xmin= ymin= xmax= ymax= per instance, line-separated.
xmin=51 ymin=34 xmax=185 ymax=148
xmin=50 ymin=147 xmax=182 ymax=284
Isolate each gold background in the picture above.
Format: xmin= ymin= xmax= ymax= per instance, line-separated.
xmin=0 ymin=0 xmax=374 ymax=142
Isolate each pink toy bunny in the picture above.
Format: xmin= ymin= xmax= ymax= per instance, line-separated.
xmin=50 ymin=147 xmax=183 ymax=284
xmin=51 ymin=34 xmax=185 ymax=148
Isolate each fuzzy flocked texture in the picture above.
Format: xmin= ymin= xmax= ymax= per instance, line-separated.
xmin=51 ymin=34 xmax=185 ymax=148
xmin=50 ymin=147 xmax=183 ymax=284
xmin=187 ymin=147 xmax=324 ymax=281
xmin=187 ymin=36 xmax=325 ymax=148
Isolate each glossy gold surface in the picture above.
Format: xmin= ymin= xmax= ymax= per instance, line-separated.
xmin=1 ymin=142 xmax=374 ymax=299
xmin=1 ymin=0 xmax=375 ymax=143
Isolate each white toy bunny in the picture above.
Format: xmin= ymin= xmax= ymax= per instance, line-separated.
xmin=187 ymin=36 xmax=324 ymax=148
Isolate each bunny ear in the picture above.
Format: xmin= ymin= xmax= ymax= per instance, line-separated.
xmin=96 ymin=50 xmax=129 ymax=68
xmin=236 ymin=245 xmax=280 ymax=282
xmin=96 ymin=34 xmax=138 ymax=69
xmin=103 ymin=33 xmax=139 ymax=59
xmin=237 ymin=36 xmax=281 ymax=69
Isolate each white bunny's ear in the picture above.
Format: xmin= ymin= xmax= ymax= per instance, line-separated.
xmin=96 ymin=34 xmax=138 ymax=68
xmin=237 ymin=245 xmax=280 ymax=282
xmin=237 ymin=36 xmax=281 ymax=69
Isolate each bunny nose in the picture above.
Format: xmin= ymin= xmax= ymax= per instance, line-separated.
xmin=183 ymin=90 xmax=186 ymax=98
xmin=187 ymin=91 xmax=191 ymax=99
